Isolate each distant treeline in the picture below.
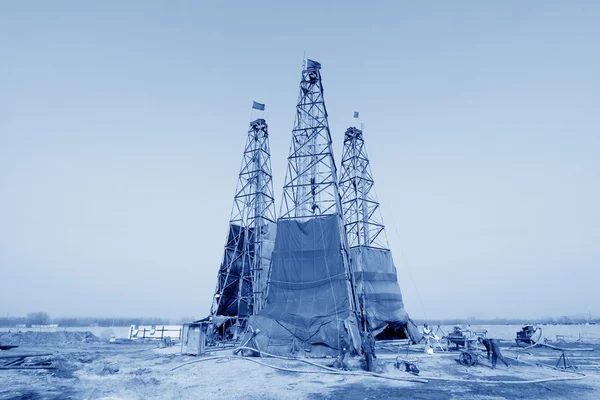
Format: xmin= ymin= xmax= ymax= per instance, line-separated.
xmin=2 ymin=312 xmax=596 ymax=328
xmin=0 ymin=312 xmax=173 ymax=328
xmin=414 ymin=316 xmax=598 ymax=326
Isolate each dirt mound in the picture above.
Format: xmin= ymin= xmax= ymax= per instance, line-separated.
xmin=0 ymin=330 xmax=100 ymax=345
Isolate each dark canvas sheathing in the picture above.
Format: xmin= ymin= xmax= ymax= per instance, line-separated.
xmin=215 ymin=224 xmax=252 ymax=317
xmin=350 ymin=247 xmax=418 ymax=341
xmin=246 ymin=215 xmax=361 ymax=357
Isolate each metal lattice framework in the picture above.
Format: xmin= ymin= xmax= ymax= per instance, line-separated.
xmin=280 ymin=60 xmax=342 ymax=220
xmin=276 ymin=59 xmax=359 ymax=315
xmin=339 ymin=127 xmax=389 ymax=249
xmin=210 ymin=118 xmax=276 ymax=332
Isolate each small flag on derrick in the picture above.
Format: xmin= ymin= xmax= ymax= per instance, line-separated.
xmin=252 ymin=101 xmax=265 ymax=111
xmin=353 ymin=111 xmax=359 ymax=118
xmin=306 ymin=59 xmax=321 ymax=71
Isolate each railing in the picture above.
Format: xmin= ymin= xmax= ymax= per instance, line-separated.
xmin=129 ymin=325 xmax=182 ymax=340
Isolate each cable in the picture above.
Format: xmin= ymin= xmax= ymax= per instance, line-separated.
xmin=170 ymin=350 xmax=587 ymax=385
xmin=385 ymin=204 xmax=427 ymax=319
xmin=235 ymin=346 xmax=588 ymax=385
xmin=170 ymin=353 xmax=428 ymax=383
xmin=170 ymin=356 xmax=221 ymax=371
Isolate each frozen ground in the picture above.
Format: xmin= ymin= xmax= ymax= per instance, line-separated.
xmin=1 ymin=326 xmax=600 ymax=400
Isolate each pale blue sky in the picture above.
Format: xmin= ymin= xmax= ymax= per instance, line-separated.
xmin=1 ymin=1 xmax=599 ymax=320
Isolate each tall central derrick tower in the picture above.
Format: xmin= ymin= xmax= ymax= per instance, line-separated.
xmin=210 ymin=116 xmax=276 ymax=339
xmin=339 ymin=125 xmax=418 ymax=341
xmin=245 ymin=60 xmax=362 ymax=357
xmin=280 ymin=60 xmax=342 ymax=220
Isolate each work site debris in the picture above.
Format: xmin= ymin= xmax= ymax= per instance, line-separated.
xmin=0 ymin=331 xmax=99 ymax=346
xmin=0 ymin=354 xmax=54 ymax=370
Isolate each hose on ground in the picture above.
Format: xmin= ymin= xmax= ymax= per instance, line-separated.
xmin=234 ymin=346 xmax=588 ymax=385
xmin=240 ymin=346 xmax=430 ymax=382
xmin=171 ymin=353 xmax=428 ymax=383
xmin=170 ymin=346 xmax=587 ymax=385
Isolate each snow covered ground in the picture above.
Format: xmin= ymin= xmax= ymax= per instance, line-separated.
xmin=1 ymin=326 xmax=600 ymax=399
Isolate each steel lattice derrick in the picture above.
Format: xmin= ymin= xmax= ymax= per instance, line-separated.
xmin=210 ymin=118 xmax=276 ymax=334
xmin=276 ymin=59 xmax=360 ymax=317
xmin=280 ymin=61 xmax=342 ymax=221
xmin=339 ymin=127 xmax=389 ymax=249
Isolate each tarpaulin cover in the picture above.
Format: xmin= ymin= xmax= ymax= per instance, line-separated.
xmin=214 ymin=222 xmax=276 ymax=318
xmin=215 ymin=224 xmax=252 ymax=317
xmin=350 ymin=246 xmax=420 ymax=342
xmin=257 ymin=222 xmax=277 ymax=302
xmin=246 ymin=215 xmax=361 ymax=357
